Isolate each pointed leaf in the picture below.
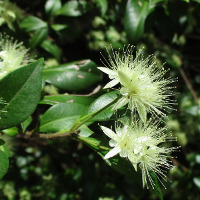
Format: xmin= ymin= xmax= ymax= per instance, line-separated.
xmin=150 ymin=172 xmax=163 ymax=200
xmin=41 ymin=39 xmax=61 ymax=61
xmin=30 ymin=28 xmax=48 ymax=48
xmin=124 ymin=0 xmax=151 ymax=42
xmin=20 ymin=16 xmax=47 ymax=32
xmin=0 ymin=59 xmax=43 ymax=130
xmin=87 ymin=91 xmax=119 ymax=121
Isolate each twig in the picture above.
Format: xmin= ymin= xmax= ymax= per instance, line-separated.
xmin=24 ymin=130 xmax=80 ymax=139
xmin=179 ymin=68 xmax=198 ymax=103
xmin=38 ymin=130 xmax=80 ymax=139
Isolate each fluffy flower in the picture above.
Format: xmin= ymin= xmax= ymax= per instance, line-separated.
xmin=100 ymin=119 xmax=177 ymax=188
xmin=0 ymin=35 xmax=30 ymax=79
xmin=98 ymin=46 xmax=175 ymax=122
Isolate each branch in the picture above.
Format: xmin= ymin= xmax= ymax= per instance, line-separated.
xmin=25 ymin=130 xmax=80 ymax=139
xmin=179 ymin=68 xmax=198 ymax=103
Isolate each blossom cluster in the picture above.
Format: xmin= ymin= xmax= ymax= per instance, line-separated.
xmin=99 ymin=46 xmax=177 ymax=188
xmin=0 ymin=35 xmax=30 ymax=79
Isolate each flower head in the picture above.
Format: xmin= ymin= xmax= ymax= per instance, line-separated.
xmin=100 ymin=119 xmax=177 ymax=188
xmin=0 ymin=35 xmax=30 ymax=79
xmin=98 ymin=46 xmax=175 ymax=122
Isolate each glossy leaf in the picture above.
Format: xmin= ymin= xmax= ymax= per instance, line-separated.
xmin=2 ymin=127 xmax=18 ymax=137
xmin=43 ymin=59 xmax=102 ymax=91
xmin=30 ymin=28 xmax=48 ymax=48
xmin=0 ymin=59 xmax=43 ymax=130
xmin=40 ymin=102 xmax=87 ymax=132
xmin=41 ymin=39 xmax=61 ymax=61
xmin=45 ymin=0 xmax=62 ymax=17
xmin=124 ymin=0 xmax=151 ymax=42
xmin=57 ymin=1 xmax=87 ymax=17
xmin=0 ymin=150 xmax=9 ymax=179
xmin=40 ymin=94 xmax=95 ymax=106
xmin=20 ymin=16 xmax=47 ymax=32
xmin=150 ymin=172 xmax=163 ymax=200
xmin=87 ymin=91 xmax=119 ymax=122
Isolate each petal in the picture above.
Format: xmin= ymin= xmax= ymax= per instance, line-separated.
xmin=111 ymin=97 xmax=129 ymax=110
xmin=135 ymin=101 xmax=147 ymax=123
xmin=104 ymin=146 xmax=121 ymax=159
xmin=104 ymin=78 xmax=119 ymax=89
xmin=97 ymin=67 xmax=114 ymax=75
xmin=100 ymin=126 xmax=117 ymax=139
xmin=118 ymin=70 xmax=131 ymax=87
xmin=109 ymin=139 xmax=117 ymax=147
xmin=120 ymin=87 xmax=129 ymax=96
xmin=119 ymin=150 xmax=128 ymax=158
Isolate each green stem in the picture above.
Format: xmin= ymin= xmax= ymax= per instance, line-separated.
xmin=70 ymin=94 xmax=122 ymax=131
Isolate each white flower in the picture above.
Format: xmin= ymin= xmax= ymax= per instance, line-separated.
xmin=0 ymin=35 xmax=30 ymax=79
xmin=98 ymin=46 xmax=175 ymax=122
xmin=100 ymin=119 xmax=177 ymax=188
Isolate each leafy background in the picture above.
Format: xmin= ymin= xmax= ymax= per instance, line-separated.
xmin=0 ymin=0 xmax=200 ymax=199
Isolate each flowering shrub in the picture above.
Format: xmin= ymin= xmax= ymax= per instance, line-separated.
xmin=0 ymin=0 xmax=199 ymax=200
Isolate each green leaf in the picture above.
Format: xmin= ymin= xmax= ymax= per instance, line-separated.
xmin=41 ymin=39 xmax=61 ymax=61
xmin=124 ymin=0 xmax=151 ymax=42
xmin=40 ymin=94 xmax=95 ymax=106
xmin=30 ymin=28 xmax=48 ymax=48
xmin=39 ymin=102 xmax=87 ymax=132
xmin=87 ymin=91 xmax=119 ymax=121
xmin=150 ymin=172 xmax=163 ymax=200
xmin=0 ymin=59 xmax=43 ymax=130
xmin=20 ymin=16 xmax=47 ymax=32
xmin=0 ymin=145 xmax=12 ymax=158
xmin=78 ymin=125 xmax=94 ymax=137
xmin=0 ymin=150 xmax=9 ymax=179
xmin=21 ymin=116 xmax=32 ymax=133
xmin=51 ymin=24 xmax=68 ymax=32
xmin=2 ymin=127 xmax=18 ymax=137
xmin=43 ymin=59 xmax=102 ymax=91
xmin=94 ymin=0 xmax=108 ymax=16
xmin=45 ymin=0 xmax=62 ymax=18
xmin=57 ymin=0 xmax=87 ymax=17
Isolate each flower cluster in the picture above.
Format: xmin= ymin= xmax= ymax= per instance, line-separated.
xmin=0 ymin=35 xmax=30 ymax=79
xmin=98 ymin=46 xmax=175 ymax=122
xmin=99 ymin=46 xmax=177 ymax=189
xmin=100 ymin=120 xmax=176 ymax=188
